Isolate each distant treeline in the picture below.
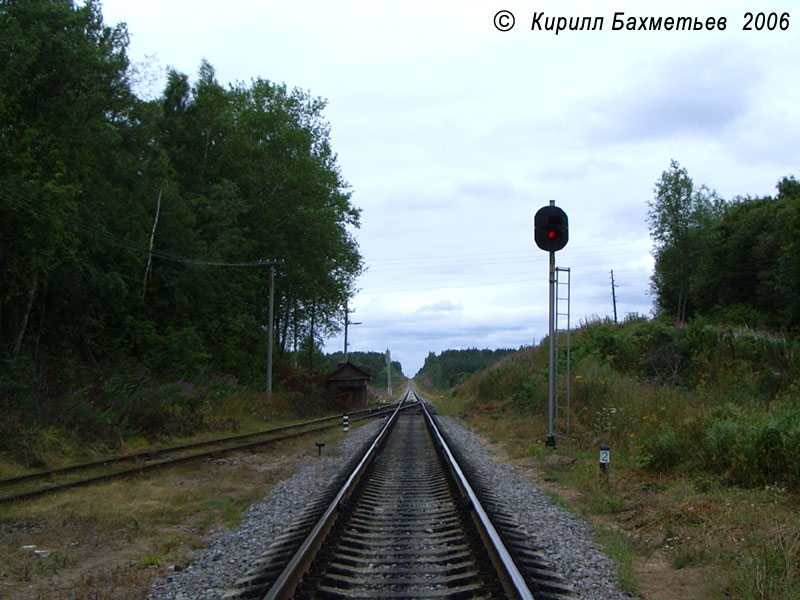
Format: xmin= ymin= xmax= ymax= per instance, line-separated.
xmin=416 ymin=348 xmax=518 ymax=389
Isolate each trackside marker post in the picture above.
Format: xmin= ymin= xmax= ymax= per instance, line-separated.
xmin=599 ymin=445 xmax=611 ymax=487
xmin=599 ymin=445 xmax=610 ymax=473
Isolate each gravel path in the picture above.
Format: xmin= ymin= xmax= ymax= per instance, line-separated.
xmin=147 ymin=413 xmax=637 ymax=599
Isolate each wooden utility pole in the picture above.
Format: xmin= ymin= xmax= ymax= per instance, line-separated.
xmin=343 ymin=302 xmax=361 ymax=363
xmin=385 ymin=348 xmax=392 ymax=396
xmin=610 ymin=270 xmax=618 ymax=323
xmin=266 ymin=264 xmax=275 ymax=396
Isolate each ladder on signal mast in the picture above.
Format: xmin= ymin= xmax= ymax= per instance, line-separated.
xmin=554 ymin=267 xmax=571 ymax=437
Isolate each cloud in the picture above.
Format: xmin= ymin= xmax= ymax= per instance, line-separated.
xmin=103 ymin=0 xmax=800 ymax=380
xmin=417 ymin=300 xmax=463 ymax=314
xmin=587 ymin=43 xmax=763 ymax=143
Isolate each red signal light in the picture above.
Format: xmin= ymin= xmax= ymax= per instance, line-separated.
xmin=534 ymin=204 xmax=568 ymax=252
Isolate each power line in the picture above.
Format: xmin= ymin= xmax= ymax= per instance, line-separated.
xmin=366 ymin=241 xmax=649 ymax=264
xmin=2 ymin=190 xmax=278 ymax=269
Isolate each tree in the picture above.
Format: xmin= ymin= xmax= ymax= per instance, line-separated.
xmin=416 ymin=348 xmax=517 ymax=387
xmin=647 ymin=160 xmax=722 ymax=322
xmin=1 ymin=0 xmax=364 ymax=417
xmin=0 ymin=0 xmax=133 ymax=360
xmin=137 ymin=64 xmax=363 ymax=381
xmin=688 ymin=177 xmax=800 ymax=330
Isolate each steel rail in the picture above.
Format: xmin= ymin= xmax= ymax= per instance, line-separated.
xmin=262 ymin=389 xmax=412 ymax=600
xmin=420 ymin=396 xmax=536 ymax=600
xmin=258 ymin=387 xmax=536 ymax=600
xmin=0 ymin=405 xmax=398 ymax=505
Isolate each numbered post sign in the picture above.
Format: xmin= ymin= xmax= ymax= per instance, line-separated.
xmin=599 ymin=445 xmax=610 ymax=474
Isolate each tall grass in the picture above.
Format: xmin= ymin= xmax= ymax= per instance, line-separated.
xmin=454 ymin=316 xmax=800 ymax=492
xmin=437 ymin=316 xmax=800 ymax=597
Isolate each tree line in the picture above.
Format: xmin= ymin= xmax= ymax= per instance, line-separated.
xmin=0 ymin=0 xmax=362 ymax=400
xmin=648 ymin=160 xmax=800 ymax=330
xmin=416 ymin=348 xmax=518 ymax=389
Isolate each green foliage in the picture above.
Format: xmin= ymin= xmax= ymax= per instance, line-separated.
xmin=662 ymin=415 xmax=795 ymax=489
xmin=648 ymin=161 xmax=800 ymax=332
xmin=595 ymin=529 xmax=639 ymax=592
xmin=416 ymin=347 xmax=518 ymax=388
xmin=448 ymin=345 xmax=550 ymax=415
xmin=697 ymin=401 xmax=800 ymax=489
xmin=1 ymin=1 xmax=364 ymax=443
xmin=456 ymin=316 xmax=800 ymax=491
xmin=635 ymin=426 xmax=683 ymax=472
xmin=726 ymin=529 xmax=800 ymax=599
xmin=647 ymin=159 xmax=723 ymax=322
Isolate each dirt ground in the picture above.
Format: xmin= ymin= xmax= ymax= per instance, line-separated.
xmin=507 ymin=454 xmax=707 ymax=600
xmin=0 ymin=439 xmax=322 ymax=600
xmin=1 ymin=424 xmax=707 ymax=600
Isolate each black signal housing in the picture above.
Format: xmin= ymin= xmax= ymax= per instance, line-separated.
xmin=534 ymin=205 xmax=569 ymax=252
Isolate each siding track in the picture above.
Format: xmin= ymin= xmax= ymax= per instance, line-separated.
xmin=0 ymin=406 xmax=395 ymax=505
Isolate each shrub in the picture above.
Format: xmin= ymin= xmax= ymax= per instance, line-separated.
xmin=699 ymin=400 xmax=800 ymax=490
xmin=636 ymin=427 xmax=683 ymax=472
xmin=703 ymin=417 xmax=740 ymax=474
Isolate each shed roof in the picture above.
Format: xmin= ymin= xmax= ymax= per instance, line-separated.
xmin=326 ymin=361 xmax=372 ymax=382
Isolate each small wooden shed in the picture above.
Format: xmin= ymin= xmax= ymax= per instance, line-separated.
xmin=325 ymin=362 xmax=372 ymax=409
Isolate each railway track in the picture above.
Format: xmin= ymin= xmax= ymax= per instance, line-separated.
xmin=224 ymin=389 xmax=574 ymax=599
xmin=0 ymin=405 xmax=396 ymax=505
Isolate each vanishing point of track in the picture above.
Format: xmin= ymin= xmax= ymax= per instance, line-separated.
xmin=224 ymin=389 xmax=574 ymax=599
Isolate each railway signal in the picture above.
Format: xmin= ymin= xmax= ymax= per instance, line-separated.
xmin=534 ymin=201 xmax=570 ymax=448
xmin=534 ymin=204 xmax=569 ymax=252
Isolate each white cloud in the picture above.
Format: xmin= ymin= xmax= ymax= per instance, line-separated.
xmin=100 ymin=0 xmax=800 ymax=375
xmin=417 ymin=300 xmax=464 ymax=314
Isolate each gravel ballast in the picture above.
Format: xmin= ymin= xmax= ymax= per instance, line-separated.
xmin=435 ymin=415 xmax=637 ymax=600
xmin=147 ymin=412 xmax=637 ymax=599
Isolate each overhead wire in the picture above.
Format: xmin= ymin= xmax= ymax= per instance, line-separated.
xmin=1 ymin=190 xmax=277 ymax=268
xmin=2 ymin=187 xmax=651 ymax=288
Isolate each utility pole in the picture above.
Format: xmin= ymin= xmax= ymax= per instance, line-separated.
xmin=343 ymin=302 xmax=361 ymax=363
xmin=256 ymin=260 xmax=282 ymax=397
xmin=547 ymin=246 xmax=556 ymax=447
xmin=386 ymin=348 xmax=392 ymax=397
xmin=610 ymin=269 xmax=618 ymax=324
xmin=142 ymin=188 xmax=162 ymax=299
xmin=266 ymin=263 xmax=276 ymax=397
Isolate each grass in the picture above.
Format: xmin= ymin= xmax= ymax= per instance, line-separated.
xmin=424 ymin=318 xmax=800 ymax=600
xmin=0 ymin=414 xmax=357 ymax=600
xmin=597 ymin=527 xmax=640 ymax=593
xmin=445 ymin=410 xmax=800 ymax=599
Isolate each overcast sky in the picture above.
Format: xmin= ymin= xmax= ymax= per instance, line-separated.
xmin=101 ymin=0 xmax=800 ymax=376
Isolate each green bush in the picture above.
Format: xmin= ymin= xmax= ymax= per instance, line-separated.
xmin=699 ymin=401 xmax=800 ymax=489
xmin=459 ymin=316 xmax=800 ymax=490
xmin=511 ymin=371 xmax=546 ymax=412
xmin=703 ymin=417 xmax=740 ymax=473
xmin=636 ymin=427 xmax=684 ymax=472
